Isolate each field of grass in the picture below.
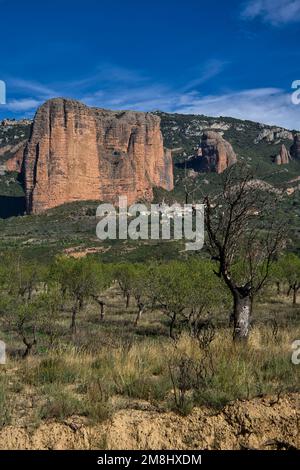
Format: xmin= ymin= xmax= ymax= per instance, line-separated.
xmin=0 ymin=283 xmax=299 ymax=430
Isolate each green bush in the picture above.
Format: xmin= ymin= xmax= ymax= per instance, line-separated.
xmin=40 ymin=386 xmax=83 ymax=420
xmin=24 ymin=357 xmax=78 ymax=385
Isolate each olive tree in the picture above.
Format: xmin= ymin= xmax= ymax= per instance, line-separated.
xmin=91 ymin=264 xmax=113 ymax=321
xmin=151 ymin=260 xmax=226 ymax=339
xmin=35 ymin=285 xmax=64 ymax=347
xmin=51 ymin=257 xmax=102 ymax=334
xmin=128 ymin=264 xmax=154 ymax=326
xmin=152 ymin=261 xmax=192 ymax=339
xmin=1 ymin=251 xmax=45 ymax=299
xmin=0 ymin=292 xmax=45 ymax=358
xmin=0 ymin=252 xmax=49 ymax=357
xmin=180 ymin=259 xmax=229 ymax=336
xmin=113 ymin=263 xmax=136 ymax=309
xmin=270 ymin=258 xmax=285 ymax=296
xmin=279 ymin=253 xmax=300 ymax=305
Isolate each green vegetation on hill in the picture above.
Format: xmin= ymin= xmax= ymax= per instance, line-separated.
xmin=157 ymin=111 xmax=300 ymax=187
xmin=0 ymin=121 xmax=31 ymax=160
xmin=0 ymin=120 xmax=31 ymax=198
xmin=0 ymin=172 xmax=24 ymax=198
xmin=0 ymin=200 xmax=189 ymax=263
xmin=0 ymin=111 xmax=300 ymax=262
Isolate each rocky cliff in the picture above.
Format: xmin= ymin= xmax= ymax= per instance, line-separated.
xmin=254 ymin=127 xmax=293 ymax=144
xmin=275 ymin=144 xmax=291 ymax=165
xmin=176 ymin=131 xmax=237 ymax=174
xmin=24 ymin=98 xmax=173 ymax=213
xmin=196 ymin=131 xmax=237 ymax=173
xmin=0 ymin=142 xmax=25 ymax=173
xmin=0 ymin=120 xmax=30 ymax=173
xmin=188 ymin=131 xmax=237 ymax=173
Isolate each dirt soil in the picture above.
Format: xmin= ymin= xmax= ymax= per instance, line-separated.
xmin=0 ymin=393 xmax=299 ymax=450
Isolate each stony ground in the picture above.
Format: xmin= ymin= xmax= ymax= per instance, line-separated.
xmin=0 ymin=393 xmax=299 ymax=450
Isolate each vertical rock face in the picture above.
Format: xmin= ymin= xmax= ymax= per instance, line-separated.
xmin=291 ymin=135 xmax=300 ymax=160
xmin=24 ymin=98 xmax=173 ymax=213
xmin=275 ymin=144 xmax=291 ymax=165
xmin=0 ymin=142 xmax=26 ymax=172
xmin=200 ymin=131 xmax=237 ymax=173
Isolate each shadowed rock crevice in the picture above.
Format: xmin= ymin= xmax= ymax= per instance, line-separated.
xmin=0 ymin=195 xmax=26 ymax=218
xmin=291 ymin=134 xmax=300 ymax=160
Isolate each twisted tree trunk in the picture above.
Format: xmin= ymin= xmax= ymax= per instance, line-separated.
xmin=134 ymin=293 xmax=147 ymax=326
xmin=233 ymin=292 xmax=251 ymax=341
xmin=126 ymin=293 xmax=130 ymax=309
xmin=70 ymin=299 xmax=80 ymax=335
xmin=292 ymin=285 xmax=298 ymax=305
xmin=99 ymin=301 xmax=105 ymax=320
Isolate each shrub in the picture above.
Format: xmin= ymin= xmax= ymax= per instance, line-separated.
xmin=82 ymin=381 xmax=113 ymax=423
xmin=0 ymin=377 xmax=11 ymax=426
xmin=40 ymin=385 xmax=83 ymax=420
xmin=24 ymin=357 xmax=78 ymax=385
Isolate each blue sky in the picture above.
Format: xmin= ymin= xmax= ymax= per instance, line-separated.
xmin=0 ymin=0 xmax=300 ymax=129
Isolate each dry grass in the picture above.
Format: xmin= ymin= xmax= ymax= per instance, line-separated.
xmin=0 ymin=375 xmax=11 ymax=426
xmin=0 ymin=286 xmax=299 ymax=426
xmin=0 ymin=323 xmax=297 ymax=425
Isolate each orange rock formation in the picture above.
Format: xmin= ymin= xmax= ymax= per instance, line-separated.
xmin=275 ymin=144 xmax=291 ymax=165
xmin=200 ymin=131 xmax=237 ymax=173
xmin=24 ymin=98 xmax=173 ymax=214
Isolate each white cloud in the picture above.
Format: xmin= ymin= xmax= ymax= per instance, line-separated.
xmin=4 ymin=98 xmax=42 ymax=112
xmin=241 ymin=0 xmax=300 ymax=25
xmin=175 ymin=88 xmax=300 ymax=130
xmin=9 ymin=79 xmax=55 ymax=98
xmin=1 ymin=78 xmax=59 ymax=113
xmin=82 ymin=84 xmax=179 ymax=111
xmin=2 ymin=67 xmax=300 ymax=130
xmin=81 ymin=81 xmax=300 ymax=130
xmin=183 ymin=60 xmax=229 ymax=91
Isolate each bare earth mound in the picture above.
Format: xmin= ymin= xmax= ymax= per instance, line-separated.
xmin=0 ymin=393 xmax=299 ymax=450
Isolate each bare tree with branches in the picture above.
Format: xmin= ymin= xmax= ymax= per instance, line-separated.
xmin=204 ymin=164 xmax=286 ymax=341
xmin=182 ymin=160 xmax=202 ymax=204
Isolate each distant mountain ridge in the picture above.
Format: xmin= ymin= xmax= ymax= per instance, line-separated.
xmin=0 ymin=104 xmax=300 ymax=208
xmin=155 ymin=111 xmax=296 ymax=156
xmin=155 ymin=111 xmax=300 ymax=195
